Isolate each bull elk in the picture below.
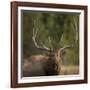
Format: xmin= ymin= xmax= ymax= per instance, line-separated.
xmin=23 ymin=18 xmax=74 ymax=77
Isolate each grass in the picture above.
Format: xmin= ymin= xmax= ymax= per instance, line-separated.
xmin=60 ymin=65 xmax=79 ymax=75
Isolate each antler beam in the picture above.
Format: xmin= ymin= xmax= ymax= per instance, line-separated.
xmin=60 ymin=44 xmax=74 ymax=52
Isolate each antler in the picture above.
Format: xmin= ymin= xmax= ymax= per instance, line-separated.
xmin=60 ymin=44 xmax=74 ymax=52
xmin=32 ymin=18 xmax=52 ymax=52
xmin=60 ymin=15 xmax=78 ymax=52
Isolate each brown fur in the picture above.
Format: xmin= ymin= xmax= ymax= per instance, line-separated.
xmin=23 ymin=50 xmax=61 ymax=77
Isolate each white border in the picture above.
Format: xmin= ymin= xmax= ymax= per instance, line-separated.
xmin=18 ymin=6 xmax=84 ymax=83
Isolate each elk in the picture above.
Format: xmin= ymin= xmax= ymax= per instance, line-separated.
xmin=23 ymin=18 xmax=74 ymax=77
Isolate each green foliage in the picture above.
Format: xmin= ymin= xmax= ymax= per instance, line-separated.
xmin=22 ymin=11 xmax=79 ymax=65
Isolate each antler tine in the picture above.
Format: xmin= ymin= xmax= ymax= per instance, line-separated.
xmin=33 ymin=19 xmax=38 ymax=37
xmin=73 ymin=16 xmax=78 ymax=44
